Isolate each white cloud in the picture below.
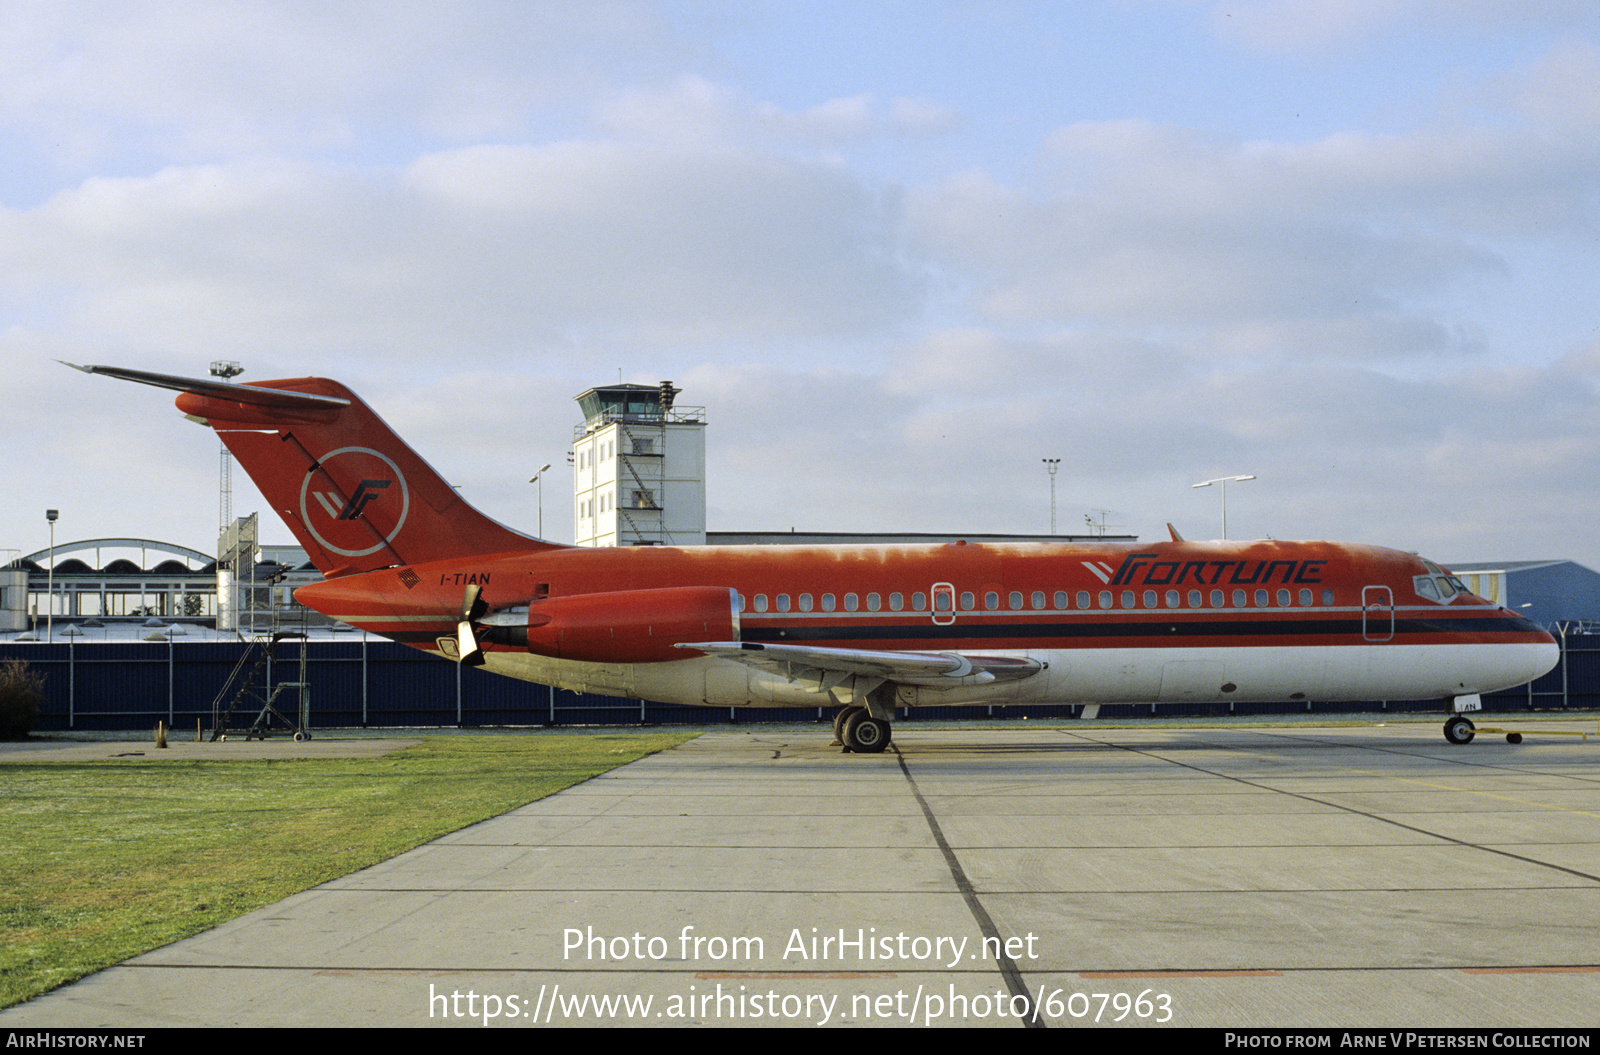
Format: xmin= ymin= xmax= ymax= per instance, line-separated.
xmin=1207 ymin=0 xmax=1596 ymax=53
xmin=0 ymin=0 xmax=681 ymax=194
xmin=595 ymin=76 xmax=959 ymax=147
xmin=1502 ymin=40 xmax=1600 ymax=132
xmin=0 ymin=141 xmax=924 ymax=366
xmin=908 ymin=105 xmax=1598 ymax=353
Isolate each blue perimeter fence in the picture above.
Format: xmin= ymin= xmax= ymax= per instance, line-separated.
xmin=4 ymin=633 xmax=1597 ymax=732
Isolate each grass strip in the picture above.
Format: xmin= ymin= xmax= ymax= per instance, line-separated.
xmin=0 ymin=732 xmax=693 ymax=1008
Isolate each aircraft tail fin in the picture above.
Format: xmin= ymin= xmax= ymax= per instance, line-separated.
xmin=68 ymin=363 xmax=552 ymax=577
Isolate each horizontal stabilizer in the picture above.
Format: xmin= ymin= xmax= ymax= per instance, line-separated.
xmin=62 ymin=362 xmax=350 ymax=411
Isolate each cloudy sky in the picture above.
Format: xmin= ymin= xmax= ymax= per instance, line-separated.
xmin=4 ymin=1 xmax=1597 ymax=573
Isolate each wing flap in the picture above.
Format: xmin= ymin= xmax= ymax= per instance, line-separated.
xmin=678 ymin=641 xmax=1042 ymax=688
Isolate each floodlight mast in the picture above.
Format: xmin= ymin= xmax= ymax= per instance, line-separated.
xmin=209 ymin=361 xmax=245 ymax=533
xmin=1192 ymin=475 xmax=1255 ymax=540
xmin=1042 ymin=458 xmax=1061 ymax=534
xmin=529 ymin=464 xmax=553 ymax=539
xmin=45 ymin=509 xmax=58 ymax=641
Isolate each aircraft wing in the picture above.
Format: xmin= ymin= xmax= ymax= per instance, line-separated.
xmin=677 ymin=641 xmax=1042 ymax=687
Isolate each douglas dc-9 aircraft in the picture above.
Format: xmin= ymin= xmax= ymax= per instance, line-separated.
xmin=72 ymin=364 xmax=1558 ymax=752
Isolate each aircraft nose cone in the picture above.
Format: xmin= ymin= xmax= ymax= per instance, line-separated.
xmin=1530 ymin=638 xmax=1560 ymax=683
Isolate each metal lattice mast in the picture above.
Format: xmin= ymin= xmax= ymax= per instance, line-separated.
xmin=209 ymin=361 xmax=244 ymax=532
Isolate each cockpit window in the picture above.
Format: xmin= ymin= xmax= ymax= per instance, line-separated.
xmin=1414 ymin=561 xmax=1472 ymax=605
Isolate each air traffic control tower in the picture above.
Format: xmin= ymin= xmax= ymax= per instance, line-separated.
xmin=572 ymin=382 xmax=707 ymax=546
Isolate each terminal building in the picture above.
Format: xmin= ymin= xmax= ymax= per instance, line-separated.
xmin=1 ymin=539 xmax=217 ymax=634
xmin=1 ymin=540 xmax=320 ymax=638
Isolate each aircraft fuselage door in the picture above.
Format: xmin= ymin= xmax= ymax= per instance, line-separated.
xmin=1362 ymin=585 xmax=1393 ymax=642
xmin=931 ymin=582 xmax=956 ymax=625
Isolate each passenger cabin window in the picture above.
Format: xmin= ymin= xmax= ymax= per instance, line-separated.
xmin=1076 ymin=591 xmax=1090 ymax=609
xmin=799 ymin=593 xmax=814 ymax=612
xmin=776 ymin=594 xmax=791 ymax=612
xmin=960 ymin=592 xmax=975 ymax=611
xmin=1188 ymin=589 xmax=1202 ymax=607
xmin=984 ymin=591 xmax=999 ymax=611
xmin=1143 ymin=589 xmax=1157 ymax=608
xmin=821 ymin=593 xmax=836 ymax=612
xmin=1098 ymin=590 xmax=1112 ymax=609
xmin=1167 ymin=589 xmax=1181 ymax=608
xmin=1010 ymin=591 xmax=1024 ymax=610
xmin=888 ymin=593 xmax=902 ymax=611
xmin=913 ymin=593 xmax=927 ymax=611
xmin=1032 ymin=591 xmax=1046 ymax=610
xmin=1122 ymin=590 xmax=1136 ymax=608
xmin=867 ymin=593 xmax=881 ymax=611
xmin=844 ymin=593 xmax=858 ymax=611
xmin=1233 ymin=589 xmax=1247 ymax=607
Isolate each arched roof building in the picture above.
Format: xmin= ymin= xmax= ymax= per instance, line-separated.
xmin=4 ymin=539 xmax=219 ymax=634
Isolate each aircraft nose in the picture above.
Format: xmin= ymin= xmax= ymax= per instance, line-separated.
xmin=1530 ymin=638 xmax=1560 ymax=683
xmin=1516 ymin=615 xmax=1560 ymax=683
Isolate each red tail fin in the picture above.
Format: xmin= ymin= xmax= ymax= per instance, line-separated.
xmin=69 ymin=364 xmax=554 ymax=577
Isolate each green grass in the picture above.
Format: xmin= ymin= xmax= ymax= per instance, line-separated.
xmin=0 ymin=732 xmax=694 ymax=1008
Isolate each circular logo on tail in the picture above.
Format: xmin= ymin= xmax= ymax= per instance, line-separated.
xmin=299 ymin=447 xmax=411 ymax=558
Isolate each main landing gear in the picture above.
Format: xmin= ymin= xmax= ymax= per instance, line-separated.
xmin=1443 ymin=714 xmax=1475 ymax=745
xmin=832 ymin=705 xmax=892 ymax=754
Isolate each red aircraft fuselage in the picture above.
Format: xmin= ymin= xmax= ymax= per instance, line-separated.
xmin=72 ymin=364 xmax=1559 ymax=750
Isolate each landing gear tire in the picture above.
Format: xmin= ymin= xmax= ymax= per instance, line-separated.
xmin=1444 ymin=715 xmax=1476 ymax=745
xmin=832 ymin=706 xmax=863 ymax=746
xmin=842 ymin=711 xmax=891 ymax=754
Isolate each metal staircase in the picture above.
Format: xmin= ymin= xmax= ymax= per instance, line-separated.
xmin=210 ymin=603 xmax=312 ymax=741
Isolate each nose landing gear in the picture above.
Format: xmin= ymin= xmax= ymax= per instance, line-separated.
xmin=1444 ymin=714 xmax=1476 ymax=744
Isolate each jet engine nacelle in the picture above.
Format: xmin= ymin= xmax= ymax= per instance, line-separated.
xmin=491 ymin=586 xmax=739 ymax=663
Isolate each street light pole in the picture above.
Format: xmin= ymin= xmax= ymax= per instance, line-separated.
xmin=529 ymin=464 xmax=552 ymax=539
xmin=45 ymin=509 xmax=58 ymax=642
xmin=1042 ymin=459 xmax=1061 ymax=534
xmin=1191 ymin=475 xmax=1255 ymax=540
